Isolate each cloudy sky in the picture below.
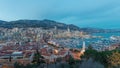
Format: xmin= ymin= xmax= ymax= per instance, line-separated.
xmin=0 ymin=0 xmax=120 ymax=29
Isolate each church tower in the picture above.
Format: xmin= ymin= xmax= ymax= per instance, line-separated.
xmin=54 ymin=26 xmax=58 ymax=34
xmin=82 ymin=41 xmax=85 ymax=50
xmin=54 ymin=26 xmax=57 ymax=31
xmin=66 ymin=26 xmax=71 ymax=37
xmin=67 ymin=26 xmax=70 ymax=32
xmin=81 ymin=41 xmax=86 ymax=54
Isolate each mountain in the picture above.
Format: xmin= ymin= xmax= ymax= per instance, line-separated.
xmin=0 ymin=20 xmax=6 ymax=24
xmin=0 ymin=19 xmax=119 ymax=33
xmin=0 ymin=19 xmax=80 ymax=30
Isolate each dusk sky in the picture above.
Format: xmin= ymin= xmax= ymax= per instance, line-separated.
xmin=0 ymin=0 xmax=120 ymax=29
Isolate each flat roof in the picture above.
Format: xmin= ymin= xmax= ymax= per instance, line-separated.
xmin=12 ymin=52 xmax=22 ymax=55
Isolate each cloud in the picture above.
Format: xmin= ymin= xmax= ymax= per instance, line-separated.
xmin=0 ymin=0 xmax=120 ymax=28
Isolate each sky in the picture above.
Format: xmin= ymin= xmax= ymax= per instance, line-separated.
xmin=0 ymin=0 xmax=120 ymax=29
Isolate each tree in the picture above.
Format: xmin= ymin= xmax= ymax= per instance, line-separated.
xmin=14 ymin=62 xmax=38 ymax=68
xmin=88 ymin=45 xmax=93 ymax=50
xmin=9 ymin=55 xmax=12 ymax=62
xmin=83 ymin=47 xmax=97 ymax=60
xmin=68 ymin=55 xmax=76 ymax=68
xmin=108 ymin=51 xmax=120 ymax=67
xmin=82 ymin=47 xmax=110 ymax=67
xmin=14 ymin=62 xmax=23 ymax=68
xmin=32 ymin=49 xmax=45 ymax=64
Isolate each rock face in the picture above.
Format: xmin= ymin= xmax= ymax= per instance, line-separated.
xmin=0 ymin=19 xmax=80 ymax=30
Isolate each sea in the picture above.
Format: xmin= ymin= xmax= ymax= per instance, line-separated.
xmin=76 ymin=32 xmax=120 ymax=48
xmin=92 ymin=33 xmax=120 ymax=38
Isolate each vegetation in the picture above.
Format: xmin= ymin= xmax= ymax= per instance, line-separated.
xmin=0 ymin=19 xmax=80 ymax=30
xmin=14 ymin=45 xmax=120 ymax=68
xmin=82 ymin=45 xmax=120 ymax=68
xmin=68 ymin=55 xmax=76 ymax=68
xmin=32 ymin=49 xmax=45 ymax=64
xmin=108 ymin=51 xmax=120 ymax=67
xmin=14 ymin=62 xmax=38 ymax=68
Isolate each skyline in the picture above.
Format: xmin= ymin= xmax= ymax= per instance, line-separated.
xmin=0 ymin=0 xmax=120 ymax=29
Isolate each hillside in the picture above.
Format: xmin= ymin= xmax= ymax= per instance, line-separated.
xmin=0 ymin=19 xmax=80 ymax=30
xmin=0 ymin=19 xmax=120 ymax=33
